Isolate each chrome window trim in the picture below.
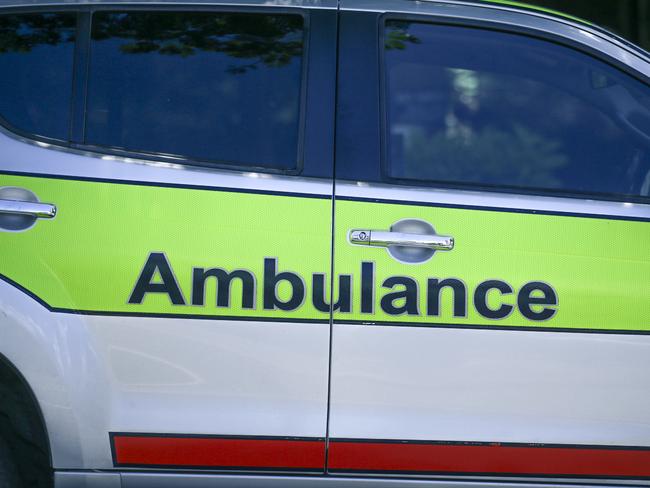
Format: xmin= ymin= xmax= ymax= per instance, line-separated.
xmin=336 ymin=180 xmax=650 ymax=221
xmin=0 ymin=130 xmax=333 ymax=197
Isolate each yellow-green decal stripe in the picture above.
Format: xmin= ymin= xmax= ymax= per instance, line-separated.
xmin=1 ymin=174 xmax=649 ymax=333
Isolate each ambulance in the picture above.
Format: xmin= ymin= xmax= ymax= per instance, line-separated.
xmin=0 ymin=0 xmax=648 ymax=486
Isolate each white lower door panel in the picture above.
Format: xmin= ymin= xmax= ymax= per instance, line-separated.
xmin=328 ymin=324 xmax=650 ymax=478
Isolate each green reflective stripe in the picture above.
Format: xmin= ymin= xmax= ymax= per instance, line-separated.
xmin=333 ymin=199 xmax=650 ymax=333
xmin=478 ymin=1 xmax=590 ymax=25
xmin=0 ymin=174 xmax=331 ymax=320
xmin=2 ymin=174 xmax=649 ymax=333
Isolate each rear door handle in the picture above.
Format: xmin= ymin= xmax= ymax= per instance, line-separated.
xmin=349 ymin=229 xmax=454 ymax=251
xmin=0 ymin=199 xmax=56 ymax=219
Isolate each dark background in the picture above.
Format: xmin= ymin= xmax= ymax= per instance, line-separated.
xmin=530 ymin=0 xmax=650 ymax=51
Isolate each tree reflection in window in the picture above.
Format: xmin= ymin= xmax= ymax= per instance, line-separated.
xmin=91 ymin=12 xmax=303 ymax=74
xmin=86 ymin=12 xmax=305 ymax=169
xmin=0 ymin=14 xmax=75 ymax=53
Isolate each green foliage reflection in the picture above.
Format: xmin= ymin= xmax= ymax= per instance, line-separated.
xmin=92 ymin=12 xmax=303 ymax=74
xmin=0 ymin=14 xmax=75 ymax=54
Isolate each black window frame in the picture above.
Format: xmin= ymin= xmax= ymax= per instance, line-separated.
xmin=0 ymin=5 xmax=313 ymax=177
xmin=379 ymin=13 xmax=650 ymax=204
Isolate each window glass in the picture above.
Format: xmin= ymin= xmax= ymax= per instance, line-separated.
xmin=86 ymin=11 xmax=305 ymax=170
xmin=384 ymin=21 xmax=650 ymax=200
xmin=0 ymin=13 xmax=76 ymax=140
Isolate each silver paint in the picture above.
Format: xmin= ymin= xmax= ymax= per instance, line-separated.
xmin=337 ymin=180 xmax=650 ymax=220
xmin=54 ymin=471 xmax=650 ymax=487
xmin=0 ymin=0 xmax=336 ymax=8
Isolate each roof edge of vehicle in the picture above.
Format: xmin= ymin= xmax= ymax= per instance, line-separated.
xmin=429 ymin=0 xmax=650 ymax=63
xmin=474 ymin=0 xmax=587 ymax=24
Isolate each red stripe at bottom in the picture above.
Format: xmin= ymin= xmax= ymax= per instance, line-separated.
xmin=112 ymin=434 xmax=325 ymax=470
xmin=328 ymin=440 xmax=650 ymax=478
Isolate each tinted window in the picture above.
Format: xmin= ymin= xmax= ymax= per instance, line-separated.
xmin=384 ymin=21 xmax=650 ymax=200
xmin=0 ymin=13 xmax=76 ymax=140
xmin=86 ymin=11 xmax=305 ymax=170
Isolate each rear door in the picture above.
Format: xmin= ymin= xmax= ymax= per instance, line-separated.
xmin=328 ymin=1 xmax=650 ymax=481
xmin=0 ymin=2 xmax=337 ymax=471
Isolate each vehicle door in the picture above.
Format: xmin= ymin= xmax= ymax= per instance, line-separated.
xmin=328 ymin=1 xmax=650 ymax=481
xmin=0 ymin=1 xmax=337 ymax=472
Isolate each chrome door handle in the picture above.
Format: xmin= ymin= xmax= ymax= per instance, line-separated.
xmin=349 ymin=229 xmax=454 ymax=251
xmin=0 ymin=199 xmax=56 ymax=219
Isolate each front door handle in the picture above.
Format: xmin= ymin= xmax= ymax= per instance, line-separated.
xmin=0 ymin=199 xmax=56 ymax=219
xmin=349 ymin=229 xmax=454 ymax=251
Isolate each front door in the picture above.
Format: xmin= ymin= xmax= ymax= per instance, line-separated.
xmin=328 ymin=2 xmax=650 ymax=481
